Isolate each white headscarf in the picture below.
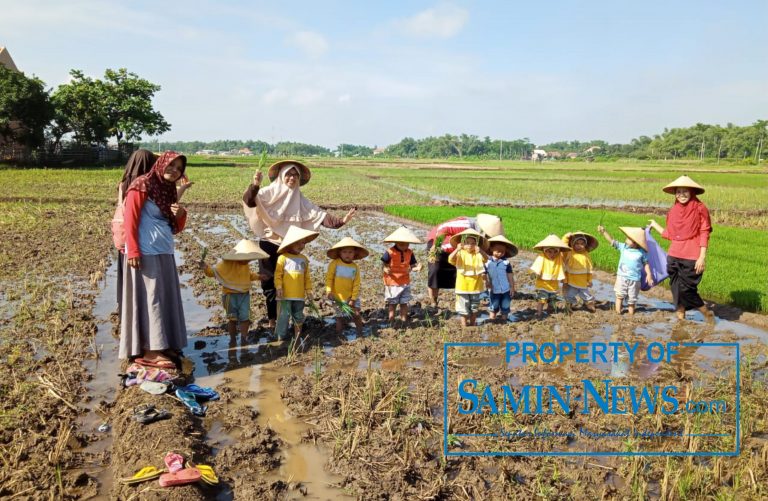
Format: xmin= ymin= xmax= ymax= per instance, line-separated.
xmin=243 ymin=164 xmax=326 ymax=244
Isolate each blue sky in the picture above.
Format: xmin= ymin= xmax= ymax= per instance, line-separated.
xmin=2 ymin=0 xmax=766 ymax=147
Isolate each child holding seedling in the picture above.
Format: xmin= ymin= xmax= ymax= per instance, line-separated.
xmin=597 ymin=225 xmax=653 ymax=315
xmin=562 ymin=231 xmax=599 ymax=312
xmin=274 ymin=225 xmax=319 ymax=340
xmin=484 ymin=235 xmax=518 ymax=321
xmin=382 ymin=227 xmax=423 ymax=324
xmin=199 ymin=239 xmax=268 ymax=337
xmin=326 ymin=237 xmax=368 ymax=336
xmin=530 ymin=235 xmax=570 ymax=319
xmin=448 ymin=229 xmax=489 ymax=327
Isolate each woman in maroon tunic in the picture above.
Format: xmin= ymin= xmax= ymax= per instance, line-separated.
xmin=649 ymin=175 xmax=713 ymax=321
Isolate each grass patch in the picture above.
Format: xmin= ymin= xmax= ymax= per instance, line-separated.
xmin=385 ymin=205 xmax=768 ymax=313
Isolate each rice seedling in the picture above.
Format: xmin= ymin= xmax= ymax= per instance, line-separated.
xmin=333 ymin=297 xmax=355 ymax=318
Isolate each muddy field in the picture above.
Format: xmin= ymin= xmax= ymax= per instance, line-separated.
xmin=1 ymin=207 xmax=767 ymax=500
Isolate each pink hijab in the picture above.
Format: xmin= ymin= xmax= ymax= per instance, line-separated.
xmin=243 ymin=164 xmax=326 ymax=243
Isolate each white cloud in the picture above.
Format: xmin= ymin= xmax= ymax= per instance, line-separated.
xmin=338 ymin=94 xmax=351 ymax=103
xmin=288 ymin=31 xmax=329 ymax=58
xmin=397 ymin=4 xmax=469 ymax=39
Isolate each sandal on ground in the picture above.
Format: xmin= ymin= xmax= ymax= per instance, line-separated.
xmin=133 ymin=405 xmax=171 ymax=425
xmin=119 ymin=465 xmax=166 ymax=484
xmin=177 ymin=384 xmax=219 ymax=401
xmin=193 ymin=464 xmax=219 ymax=485
xmin=175 ymin=389 xmax=207 ymax=416
xmin=134 ymin=357 xmax=177 ymax=370
xmin=164 ymin=451 xmax=185 ymax=473
xmin=159 ymin=467 xmax=202 ymax=487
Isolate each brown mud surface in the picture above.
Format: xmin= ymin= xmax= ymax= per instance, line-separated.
xmin=1 ymin=206 xmax=766 ymax=499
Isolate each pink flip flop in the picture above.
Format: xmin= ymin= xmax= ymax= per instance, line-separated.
xmin=164 ymin=452 xmax=184 ymax=473
xmin=158 ymin=467 xmax=201 ymax=487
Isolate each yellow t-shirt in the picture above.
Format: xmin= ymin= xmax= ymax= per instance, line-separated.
xmin=325 ymin=259 xmax=360 ymax=302
xmin=449 ymin=249 xmax=487 ymax=293
xmin=530 ymin=253 xmax=565 ymax=292
xmin=275 ymin=253 xmax=311 ymax=300
xmin=204 ymin=261 xmax=260 ymax=294
xmin=564 ymin=251 xmax=593 ymax=288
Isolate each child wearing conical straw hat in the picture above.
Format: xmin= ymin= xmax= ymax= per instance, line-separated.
xmin=562 ymin=231 xmax=599 ymax=312
xmin=597 ymin=224 xmax=653 ymax=315
xmin=448 ymin=229 xmax=489 ymax=327
xmin=529 ymin=235 xmax=570 ymax=319
xmin=382 ymin=227 xmax=423 ymax=325
xmin=274 ymin=225 xmax=319 ymax=341
xmin=484 ymin=235 xmax=518 ymax=322
xmin=199 ymin=239 xmax=269 ymax=338
xmin=326 ymin=237 xmax=369 ymax=336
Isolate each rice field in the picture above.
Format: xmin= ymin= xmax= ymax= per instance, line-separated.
xmin=385 ymin=205 xmax=768 ymax=313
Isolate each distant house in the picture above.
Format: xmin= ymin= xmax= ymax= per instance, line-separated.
xmin=238 ymin=147 xmax=253 ymax=156
xmin=0 ymin=46 xmax=18 ymax=72
xmin=195 ymin=149 xmax=216 ymax=155
xmin=373 ymin=147 xmax=386 ymax=156
xmin=566 ymin=152 xmax=579 ymax=159
xmin=547 ymin=151 xmax=563 ymax=159
xmin=532 ymin=149 xmax=548 ymax=161
xmin=584 ymin=146 xmax=602 ymax=154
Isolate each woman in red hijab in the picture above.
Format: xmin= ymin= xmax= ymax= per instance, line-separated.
xmin=649 ymin=175 xmax=713 ymax=321
xmin=119 ymin=151 xmax=189 ymax=368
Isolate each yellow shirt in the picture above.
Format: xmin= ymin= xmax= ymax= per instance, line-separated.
xmin=449 ymin=249 xmax=487 ymax=293
xmin=275 ymin=253 xmax=311 ymax=300
xmin=564 ymin=251 xmax=593 ymax=288
xmin=530 ymin=253 xmax=565 ymax=292
xmin=204 ymin=261 xmax=260 ymax=294
xmin=325 ymin=259 xmax=360 ymax=302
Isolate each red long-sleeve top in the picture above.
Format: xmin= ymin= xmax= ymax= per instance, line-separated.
xmin=124 ymin=190 xmax=187 ymax=259
xmin=661 ymin=200 xmax=711 ymax=260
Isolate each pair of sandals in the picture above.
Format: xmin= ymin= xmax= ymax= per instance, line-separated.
xmin=133 ymin=404 xmax=171 ymax=425
xmin=119 ymin=453 xmax=219 ymax=486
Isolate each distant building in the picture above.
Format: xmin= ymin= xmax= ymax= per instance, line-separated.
xmin=584 ymin=146 xmax=602 ymax=154
xmin=566 ymin=152 xmax=579 ymax=159
xmin=547 ymin=151 xmax=563 ymax=159
xmin=238 ymin=147 xmax=253 ymax=156
xmin=532 ymin=149 xmax=548 ymax=161
xmin=373 ymin=147 xmax=386 ymax=155
xmin=0 ymin=46 xmax=18 ymax=72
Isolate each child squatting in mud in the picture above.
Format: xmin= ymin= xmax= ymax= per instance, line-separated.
xmin=199 ymin=239 xmax=268 ymax=337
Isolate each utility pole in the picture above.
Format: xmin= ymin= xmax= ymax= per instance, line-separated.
xmin=499 ymin=140 xmax=503 ymax=161
xmin=717 ymin=138 xmax=722 ymax=164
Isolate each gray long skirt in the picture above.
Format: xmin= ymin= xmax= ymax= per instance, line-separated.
xmin=119 ymin=254 xmax=187 ymax=359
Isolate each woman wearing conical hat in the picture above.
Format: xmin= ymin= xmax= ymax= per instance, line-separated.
xmin=243 ymin=160 xmax=356 ymax=330
xmin=425 ymin=213 xmax=503 ymax=309
xmin=648 ymin=175 xmax=713 ymax=321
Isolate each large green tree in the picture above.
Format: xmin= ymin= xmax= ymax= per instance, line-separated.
xmin=51 ymin=68 xmax=170 ymax=146
xmin=0 ymin=65 xmax=54 ymax=147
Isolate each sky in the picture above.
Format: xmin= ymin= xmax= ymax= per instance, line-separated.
xmin=2 ymin=0 xmax=767 ymax=148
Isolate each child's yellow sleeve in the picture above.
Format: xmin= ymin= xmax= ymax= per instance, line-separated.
xmin=448 ymin=252 xmax=459 ymax=266
xmin=325 ymin=260 xmax=336 ymax=294
xmin=274 ymin=255 xmax=285 ymax=290
xmin=352 ymin=264 xmax=361 ymax=300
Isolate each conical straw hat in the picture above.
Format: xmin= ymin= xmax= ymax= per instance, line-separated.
xmin=384 ymin=226 xmax=422 ymax=244
xmin=562 ymin=231 xmax=599 ymax=252
xmin=476 ymin=213 xmax=503 ymax=237
xmin=662 ymin=175 xmax=704 ymax=195
xmin=327 ymin=237 xmax=369 ymax=260
xmin=533 ymin=234 xmax=571 ymax=251
xmin=277 ymin=225 xmax=319 ymax=254
xmin=267 ymin=160 xmax=312 ymax=186
xmin=486 ymin=235 xmax=518 ymax=257
xmin=619 ymin=227 xmax=648 ymax=251
xmin=449 ymin=228 xmax=487 ymax=250
xmin=222 ymin=239 xmax=270 ymax=261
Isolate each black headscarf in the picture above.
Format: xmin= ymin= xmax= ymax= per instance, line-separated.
xmin=120 ymin=149 xmax=157 ymax=199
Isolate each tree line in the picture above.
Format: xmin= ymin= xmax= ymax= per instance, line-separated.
xmin=0 ymin=65 xmax=169 ymax=150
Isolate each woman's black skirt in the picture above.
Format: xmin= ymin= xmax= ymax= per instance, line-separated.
xmin=427 ymin=247 xmax=456 ymax=289
xmin=667 ymin=256 xmax=705 ymax=310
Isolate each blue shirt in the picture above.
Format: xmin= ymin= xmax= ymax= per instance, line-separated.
xmin=138 ymin=199 xmax=175 ymax=256
xmin=485 ymin=257 xmax=513 ymax=294
xmin=613 ymin=242 xmax=648 ymax=281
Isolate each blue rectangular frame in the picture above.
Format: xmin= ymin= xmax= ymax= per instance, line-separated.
xmin=443 ymin=341 xmax=740 ymax=457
